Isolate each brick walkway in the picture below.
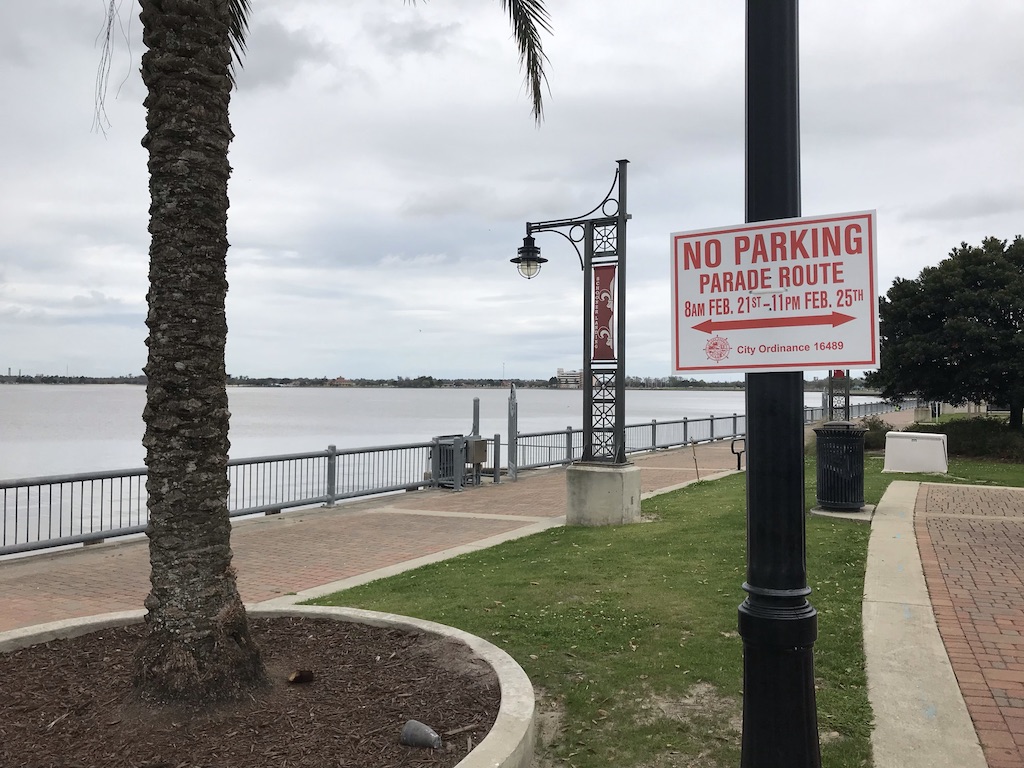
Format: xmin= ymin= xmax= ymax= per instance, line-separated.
xmin=917 ymin=484 xmax=1024 ymax=768
xmin=0 ymin=440 xmax=742 ymax=633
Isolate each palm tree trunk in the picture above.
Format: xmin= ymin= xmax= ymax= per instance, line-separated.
xmin=133 ymin=0 xmax=266 ymax=703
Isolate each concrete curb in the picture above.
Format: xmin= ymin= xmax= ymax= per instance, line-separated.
xmin=863 ymin=481 xmax=986 ymax=768
xmin=0 ymin=606 xmax=536 ymax=768
xmin=0 ymin=608 xmax=146 ymax=652
xmin=640 ymin=469 xmax=740 ymax=500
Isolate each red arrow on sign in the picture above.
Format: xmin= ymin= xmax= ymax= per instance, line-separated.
xmin=692 ymin=312 xmax=855 ymax=334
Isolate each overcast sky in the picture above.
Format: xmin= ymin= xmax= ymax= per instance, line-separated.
xmin=1 ymin=1 xmax=1021 ymax=382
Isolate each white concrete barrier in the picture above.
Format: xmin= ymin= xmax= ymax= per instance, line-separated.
xmin=882 ymin=432 xmax=948 ymax=473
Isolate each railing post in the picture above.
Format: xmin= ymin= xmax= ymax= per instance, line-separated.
xmin=325 ymin=444 xmax=337 ymax=507
xmin=733 ymin=413 xmax=738 ymax=437
xmin=431 ymin=437 xmax=441 ymax=488
xmin=565 ymin=426 xmax=573 ymax=464
xmin=508 ymin=385 xmax=518 ymax=481
xmin=493 ymin=434 xmax=501 ymax=484
xmin=454 ymin=436 xmax=466 ymax=492
xmin=683 ymin=417 xmax=688 ymax=444
xmin=652 ymin=419 xmax=658 ymax=450
xmin=710 ymin=415 xmax=715 ymax=441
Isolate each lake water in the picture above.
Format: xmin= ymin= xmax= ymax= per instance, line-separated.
xmin=0 ymin=385 xmax=869 ymax=479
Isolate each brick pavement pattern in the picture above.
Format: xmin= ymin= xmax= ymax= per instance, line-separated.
xmin=917 ymin=483 xmax=1024 ymax=768
xmin=0 ymin=443 xmax=740 ymax=633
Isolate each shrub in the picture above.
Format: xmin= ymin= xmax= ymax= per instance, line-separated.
xmin=905 ymin=417 xmax=1024 ymax=462
xmin=861 ymin=415 xmax=893 ymax=451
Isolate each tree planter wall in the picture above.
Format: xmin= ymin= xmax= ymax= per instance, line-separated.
xmin=0 ymin=606 xmax=536 ymax=768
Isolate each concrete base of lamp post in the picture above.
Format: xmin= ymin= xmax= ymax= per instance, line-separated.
xmin=566 ymin=462 xmax=642 ymax=526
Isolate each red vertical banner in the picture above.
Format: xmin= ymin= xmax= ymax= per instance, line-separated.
xmin=593 ymin=265 xmax=616 ymax=360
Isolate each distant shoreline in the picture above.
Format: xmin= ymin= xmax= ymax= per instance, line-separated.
xmin=0 ymin=376 xmax=878 ymax=396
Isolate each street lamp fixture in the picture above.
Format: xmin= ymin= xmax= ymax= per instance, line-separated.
xmin=511 ymin=235 xmax=547 ymax=279
xmin=511 ymin=159 xmax=629 ymax=463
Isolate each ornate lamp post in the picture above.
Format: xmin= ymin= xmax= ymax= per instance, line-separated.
xmin=511 ymin=159 xmax=630 ymax=464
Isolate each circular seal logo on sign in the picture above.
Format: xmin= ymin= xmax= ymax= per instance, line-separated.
xmin=704 ymin=335 xmax=731 ymax=362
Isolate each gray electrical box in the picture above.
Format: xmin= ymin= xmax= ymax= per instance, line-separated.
xmin=465 ymin=437 xmax=487 ymax=464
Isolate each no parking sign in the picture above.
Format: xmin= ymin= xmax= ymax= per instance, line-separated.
xmin=670 ymin=211 xmax=879 ymax=373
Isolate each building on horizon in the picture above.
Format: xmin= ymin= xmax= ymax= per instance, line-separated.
xmin=556 ymin=368 xmax=583 ymax=389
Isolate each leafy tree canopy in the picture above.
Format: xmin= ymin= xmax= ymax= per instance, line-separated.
xmin=865 ymin=236 xmax=1024 ymax=429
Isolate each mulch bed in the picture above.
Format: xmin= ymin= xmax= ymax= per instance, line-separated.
xmin=0 ymin=616 xmax=501 ymax=768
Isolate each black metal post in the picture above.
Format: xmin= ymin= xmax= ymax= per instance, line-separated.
xmin=738 ymin=2 xmax=821 ymax=767
xmin=614 ymin=159 xmax=628 ymax=463
xmin=583 ymin=221 xmax=595 ymax=461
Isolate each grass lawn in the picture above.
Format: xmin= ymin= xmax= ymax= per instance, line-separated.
xmin=309 ymin=454 xmax=1024 ymax=768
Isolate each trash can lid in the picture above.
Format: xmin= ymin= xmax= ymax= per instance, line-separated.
xmin=814 ymin=420 xmax=867 ymax=434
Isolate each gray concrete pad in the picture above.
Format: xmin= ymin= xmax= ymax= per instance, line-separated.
xmin=809 ymin=504 xmax=875 ymax=523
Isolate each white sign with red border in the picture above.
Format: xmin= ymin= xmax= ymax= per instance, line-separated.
xmin=670 ymin=211 xmax=878 ymax=373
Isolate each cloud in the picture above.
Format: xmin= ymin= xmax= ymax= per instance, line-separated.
xmin=901 ymin=191 xmax=1024 ymax=225
xmin=364 ymin=15 xmax=461 ymax=57
xmin=2 ymin=0 xmax=1022 ymax=382
xmin=234 ymin=16 xmax=336 ymax=90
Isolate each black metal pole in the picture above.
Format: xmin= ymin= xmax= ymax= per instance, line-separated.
xmin=614 ymin=159 xmax=628 ymax=463
xmin=583 ymin=221 xmax=594 ymax=462
xmin=738 ymin=2 xmax=821 ymax=767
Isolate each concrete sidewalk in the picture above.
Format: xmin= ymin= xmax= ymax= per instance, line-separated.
xmin=3 ymin=412 xmax=1021 ymax=768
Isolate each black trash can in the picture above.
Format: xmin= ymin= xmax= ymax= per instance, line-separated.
xmin=814 ymin=421 xmax=866 ymax=511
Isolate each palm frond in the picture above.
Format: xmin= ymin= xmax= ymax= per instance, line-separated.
xmin=226 ymin=0 xmax=252 ymax=87
xmin=501 ymin=0 xmax=551 ymax=122
xmin=406 ymin=0 xmax=551 ymax=122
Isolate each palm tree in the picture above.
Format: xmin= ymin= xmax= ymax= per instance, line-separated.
xmin=123 ymin=0 xmax=550 ymax=703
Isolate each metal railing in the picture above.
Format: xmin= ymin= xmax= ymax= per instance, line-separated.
xmin=513 ymin=400 xmax=900 ymax=472
xmin=2 ymin=400 xmax=899 ymax=556
xmin=515 ymin=413 xmax=748 ymax=472
xmin=1 ymin=439 xmax=465 ymax=556
xmin=802 ymin=399 xmax=896 ymax=424
xmin=1 ymin=468 xmax=150 ymax=554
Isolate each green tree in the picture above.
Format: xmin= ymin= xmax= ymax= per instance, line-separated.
xmin=115 ymin=0 xmax=550 ymax=703
xmin=866 ymin=236 xmax=1024 ymax=430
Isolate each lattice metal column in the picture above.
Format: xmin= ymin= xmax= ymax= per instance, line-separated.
xmin=826 ymin=369 xmax=851 ymax=421
xmin=585 ymin=216 xmax=627 ymax=462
